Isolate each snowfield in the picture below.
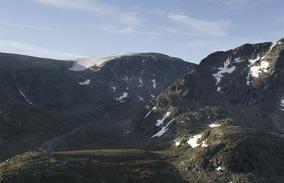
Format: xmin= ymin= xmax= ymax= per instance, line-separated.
xmin=247 ymin=42 xmax=277 ymax=85
xmin=69 ymin=55 xmax=120 ymax=71
xmin=187 ymin=134 xmax=208 ymax=148
xmin=248 ymin=61 xmax=270 ymax=78
xmin=187 ymin=134 xmax=203 ymax=148
xmin=155 ymin=111 xmax=172 ymax=127
xmin=213 ymin=57 xmax=236 ymax=91
xmin=152 ymin=118 xmax=176 ymax=138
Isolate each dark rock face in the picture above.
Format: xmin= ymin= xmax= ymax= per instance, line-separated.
xmin=0 ymin=52 xmax=195 ymax=160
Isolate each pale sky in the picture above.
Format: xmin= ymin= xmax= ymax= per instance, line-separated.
xmin=0 ymin=0 xmax=283 ymax=63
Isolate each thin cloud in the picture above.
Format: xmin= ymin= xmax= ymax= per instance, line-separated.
xmin=168 ymin=14 xmax=230 ymax=37
xmin=100 ymin=13 xmax=143 ymax=34
xmin=33 ymin=0 xmax=143 ymax=34
xmin=0 ymin=20 xmax=56 ymax=32
xmin=206 ymin=0 xmax=248 ymax=5
xmin=0 ymin=40 xmax=85 ymax=59
xmin=182 ymin=41 xmax=212 ymax=49
xmin=161 ymin=26 xmax=205 ymax=37
xmin=33 ymin=0 xmax=116 ymax=15
xmin=101 ymin=25 xmax=135 ymax=34
xmin=205 ymin=0 xmax=273 ymax=7
xmin=205 ymin=0 xmax=250 ymax=9
xmin=101 ymin=13 xmax=143 ymax=34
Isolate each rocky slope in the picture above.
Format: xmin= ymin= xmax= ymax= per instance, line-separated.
xmin=136 ymin=39 xmax=284 ymax=144
xmin=171 ymin=124 xmax=284 ymax=183
xmin=132 ymin=39 xmax=284 ymax=182
xmin=0 ymin=52 xmax=195 ymax=161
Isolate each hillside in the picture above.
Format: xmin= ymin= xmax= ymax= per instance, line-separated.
xmin=0 ymin=52 xmax=195 ymax=161
xmin=0 ymin=149 xmax=184 ymax=183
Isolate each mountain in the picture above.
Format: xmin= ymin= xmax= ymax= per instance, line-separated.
xmin=1 ymin=39 xmax=284 ymax=183
xmin=0 ymin=52 xmax=195 ymax=161
xmin=133 ymin=39 xmax=284 ymax=182
xmin=136 ymin=39 xmax=284 ymax=141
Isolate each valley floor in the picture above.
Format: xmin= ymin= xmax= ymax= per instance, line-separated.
xmin=0 ymin=149 xmax=185 ymax=183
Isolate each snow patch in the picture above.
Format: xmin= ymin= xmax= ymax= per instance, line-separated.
xmin=155 ymin=111 xmax=172 ymax=127
xmin=247 ymin=42 xmax=277 ymax=85
xmin=247 ymin=61 xmax=270 ymax=85
xmin=144 ymin=107 xmax=157 ymax=119
xmin=18 ymin=89 xmax=33 ymax=105
xmin=216 ymin=166 xmax=224 ymax=172
xmin=208 ymin=123 xmax=221 ymax=128
xmin=201 ymin=139 xmax=208 ymax=147
xmin=156 ymin=118 xmax=166 ymax=127
xmin=212 ymin=57 xmax=236 ymax=91
xmin=79 ymin=79 xmax=91 ymax=85
xmin=138 ymin=78 xmax=143 ymax=87
xmin=115 ymin=92 xmax=128 ymax=102
xmin=280 ymin=97 xmax=284 ymax=111
xmin=111 ymin=86 xmax=116 ymax=92
xmin=151 ymin=118 xmax=176 ymax=138
xmin=139 ymin=96 xmax=144 ymax=101
xmin=248 ymin=55 xmax=261 ymax=65
xmin=249 ymin=61 xmax=270 ymax=78
xmin=174 ymin=139 xmax=181 ymax=147
xmin=151 ymin=79 xmax=157 ymax=88
xmin=187 ymin=134 xmax=203 ymax=148
xmin=233 ymin=57 xmax=244 ymax=63
xmin=246 ymin=74 xmax=251 ymax=86
xmin=69 ymin=55 xmax=119 ymax=71
xmin=125 ymin=76 xmax=129 ymax=81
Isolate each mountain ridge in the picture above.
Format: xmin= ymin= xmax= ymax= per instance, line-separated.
xmin=0 ymin=51 xmax=195 ymax=162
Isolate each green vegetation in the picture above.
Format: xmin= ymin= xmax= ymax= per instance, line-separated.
xmin=1 ymin=125 xmax=283 ymax=183
xmin=0 ymin=149 xmax=184 ymax=183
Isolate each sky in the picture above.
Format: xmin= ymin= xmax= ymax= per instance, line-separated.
xmin=0 ymin=0 xmax=283 ymax=63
